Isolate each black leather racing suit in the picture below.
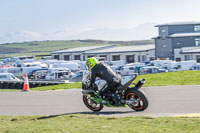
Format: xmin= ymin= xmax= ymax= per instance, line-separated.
xmin=89 ymin=62 xmax=121 ymax=96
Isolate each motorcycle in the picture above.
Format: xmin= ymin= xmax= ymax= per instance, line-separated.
xmin=82 ymin=71 xmax=149 ymax=112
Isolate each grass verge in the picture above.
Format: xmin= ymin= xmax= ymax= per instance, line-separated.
xmin=136 ymin=70 xmax=200 ymax=87
xmin=31 ymin=82 xmax=82 ymax=91
xmin=0 ymin=114 xmax=200 ymax=133
xmin=33 ymin=70 xmax=200 ymax=91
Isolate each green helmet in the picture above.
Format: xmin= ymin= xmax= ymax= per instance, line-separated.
xmin=86 ymin=57 xmax=98 ymax=71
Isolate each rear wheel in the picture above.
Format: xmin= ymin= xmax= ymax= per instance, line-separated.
xmin=125 ymin=89 xmax=148 ymax=111
xmin=83 ymin=95 xmax=103 ymax=112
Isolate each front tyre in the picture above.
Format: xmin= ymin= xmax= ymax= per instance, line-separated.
xmin=125 ymin=89 xmax=148 ymax=111
xmin=83 ymin=95 xmax=103 ymax=112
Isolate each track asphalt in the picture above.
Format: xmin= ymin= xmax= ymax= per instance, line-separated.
xmin=0 ymin=85 xmax=200 ymax=117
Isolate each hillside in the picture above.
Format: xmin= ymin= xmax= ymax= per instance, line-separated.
xmin=0 ymin=39 xmax=154 ymax=58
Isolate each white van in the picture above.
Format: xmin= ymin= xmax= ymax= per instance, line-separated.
xmin=22 ymin=67 xmax=41 ymax=76
xmin=45 ymin=71 xmax=71 ymax=80
xmin=0 ymin=73 xmax=21 ymax=81
xmin=0 ymin=61 xmax=4 ymax=66
xmin=119 ymin=66 xmax=137 ymax=75
xmin=168 ymin=60 xmax=197 ymax=71
xmin=0 ymin=67 xmax=22 ymax=77
xmin=52 ymin=62 xmax=81 ymax=71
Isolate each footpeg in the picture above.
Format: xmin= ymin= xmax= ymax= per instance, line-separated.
xmin=123 ymin=100 xmax=135 ymax=105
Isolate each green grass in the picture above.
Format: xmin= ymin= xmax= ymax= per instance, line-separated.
xmin=0 ymin=89 xmax=20 ymax=92
xmin=0 ymin=40 xmax=112 ymax=58
xmin=31 ymin=82 xmax=82 ymax=91
xmin=136 ymin=70 xmax=200 ymax=87
xmin=2 ymin=41 xmax=109 ymax=52
xmin=0 ymin=114 xmax=199 ymax=133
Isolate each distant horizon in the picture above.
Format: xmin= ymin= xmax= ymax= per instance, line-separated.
xmin=0 ymin=38 xmax=155 ymax=45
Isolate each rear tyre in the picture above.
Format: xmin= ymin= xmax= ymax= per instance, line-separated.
xmin=125 ymin=89 xmax=148 ymax=111
xmin=83 ymin=95 xmax=103 ymax=112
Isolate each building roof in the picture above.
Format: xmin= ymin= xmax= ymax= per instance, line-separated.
xmin=180 ymin=47 xmax=200 ymax=54
xmin=85 ymin=44 xmax=155 ymax=54
xmin=51 ymin=45 xmax=114 ymax=54
xmin=155 ymin=21 xmax=200 ymax=27
xmin=169 ymin=32 xmax=200 ymax=38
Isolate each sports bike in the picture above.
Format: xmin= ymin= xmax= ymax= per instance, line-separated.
xmin=82 ymin=71 xmax=148 ymax=112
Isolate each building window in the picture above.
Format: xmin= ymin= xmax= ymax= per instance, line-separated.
xmin=161 ymin=29 xmax=166 ymax=33
xmin=162 ymin=44 xmax=167 ymax=48
xmin=54 ymin=55 xmax=59 ymax=60
xmin=195 ymin=38 xmax=200 ymax=46
xmin=184 ymin=55 xmax=191 ymax=61
xmin=138 ymin=55 xmax=141 ymax=62
xmin=87 ymin=55 xmax=95 ymax=58
xmin=64 ymin=55 xmax=70 ymax=61
xmin=126 ymin=55 xmax=135 ymax=63
xmin=196 ymin=55 xmax=200 ymax=63
xmin=112 ymin=55 xmax=120 ymax=61
xmin=194 ymin=25 xmax=200 ymax=32
xmin=142 ymin=55 xmax=147 ymax=61
xmin=176 ymin=42 xmax=183 ymax=46
xmin=176 ymin=58 xmax=181 ymax=62
xmin=99 ymin=55 xmax=107 ymax=60
xmin=150 ymin=57 xmax=155 ymax=61
xmin=74 ymin=55 xmax=81 ymax=60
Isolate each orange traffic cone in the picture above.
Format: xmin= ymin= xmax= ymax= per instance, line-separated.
xmin=23 ymin=73 xmax=30 ymax=91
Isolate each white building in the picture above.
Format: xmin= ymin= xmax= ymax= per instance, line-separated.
xmin=174 ymin=47 xmax=200 ymax=62
xmin=51 ymin=45 xmax=115 ymax=61
xmin=51 ymin=44 xmax=155 ymax=63
xmin=85 ymin=44 xmax=155 ymax=63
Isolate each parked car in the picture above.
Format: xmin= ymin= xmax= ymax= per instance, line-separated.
xmin=115 ymin=65 xmax=146 ymax=75
xmin=119 ymin=66 xmax=137 ymax=75
xmin=168 ymin=60 xmax=197 ymax=71
xmin=69 ymin=70 xmax=85 ymax=82
xmin=45 ymin=71 xmax=71 ymax=80
xmin=0 ymin=73 xmax=21 ymax=81
xmin=110 ymin=65 xmax=123 ymax=73
xmin=0 ymin=61 xmax=4 ymax=66
xmin=47 ymin=60 xmax=81 ymax=72
xmin=140 ymin=66 xmax=161 ymax=74
xmin=150 ymin=60 xmax=173 ymax=69
xmin=28 ymin=69 xmax=48 ymax=80
xmin=0 ymin=67 xmax=22 ymax=77
xmin=190 ymin=64 xmax=200 ymax=70
xmin=2 ymin=58 xmax=11 ymax=63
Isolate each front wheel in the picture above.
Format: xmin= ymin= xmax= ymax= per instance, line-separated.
xmin=125 ymin=89 xmax=148 ymax=111
xmin=83 ymin=95 xmax=103 ymax=112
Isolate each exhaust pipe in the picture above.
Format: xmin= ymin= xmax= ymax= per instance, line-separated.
xmin=135 ymin=78 xmax=145 ymax=89
xmin=82 ymin=90 xmax=94 ymax=95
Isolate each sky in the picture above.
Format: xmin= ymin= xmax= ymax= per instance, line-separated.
xmin=0 ymin=0 xmax=200 ymax=43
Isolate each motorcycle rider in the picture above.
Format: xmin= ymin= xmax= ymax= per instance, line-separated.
xmin=86 ymin=57 xmax=122 ymax=104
